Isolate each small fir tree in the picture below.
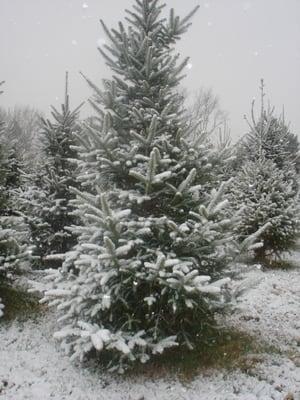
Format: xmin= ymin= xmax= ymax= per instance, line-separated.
xmin=43 ymin=1 xmax=259 ymax=371
xmin=0 ymin=109 xmax=25 ymax=215
xmin=231 ymin=158 xmax=299 ymax=260
xmin=236 ymin=80 xmax=299 ymax=175
xmin=18 ymin=73 xmax=82 ymax=267
xmin=231 ymin=80 xmax=300 ymax=261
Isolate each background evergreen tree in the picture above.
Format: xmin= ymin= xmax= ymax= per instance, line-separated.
xmin=230 ymin=80 xmax=300 ymax=261
xmin=0 ymin=80 xmax=25 ymax=223
xmin=236 ymin=80 xmax=299 ymax=176
xmin=0 ymin=82 xmax=6 ymax=212
xmin=17 ymin=73 xmax=82 ymax=267
xmin=231 ymin=158 xmax=299 ymax=261
xmin=0 ymin=81 xmax=31 ymax=317
xmin=285 ymin=130 xmax=300 ymax=174
xmin=0 ymin=108 xmax=24 ymax=215
xmin=43 ymin=1 xmax=261 ymax=372
xmin=0 ymin=105 xmax=43 ymax=169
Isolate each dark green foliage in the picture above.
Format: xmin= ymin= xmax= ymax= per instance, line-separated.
xmin=0 ymin=122 xmax=23 ymax=215
xmin=0 ymin=283 xmax=41 ymax=322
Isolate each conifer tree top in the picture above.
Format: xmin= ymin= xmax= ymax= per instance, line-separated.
xmin=84 ymin=1 xmax=199 ymax=121
xmin=237 ymin=79 xmax=298 ymax=171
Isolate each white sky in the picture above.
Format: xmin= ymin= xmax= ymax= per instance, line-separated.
xmin=1 ymin=0 xmax=300 ymax=141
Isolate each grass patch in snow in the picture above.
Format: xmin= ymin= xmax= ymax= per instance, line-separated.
xmin=241 ymin=253 xmax=298 ymax=270
xmin=0 ymin=284 xmax=43 ymax=322
xmin=127 ymin=327 xmax=275 ymax=381
xmin=260 ymin=258 xmax=298 ymax=270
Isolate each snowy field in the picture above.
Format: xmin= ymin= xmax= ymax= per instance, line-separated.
xmin=0 ymin=260 xmax=300 ymax=400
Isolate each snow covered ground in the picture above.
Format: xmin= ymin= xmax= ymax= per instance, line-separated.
xmin=0 ymin=260 xmax=300 ymax=400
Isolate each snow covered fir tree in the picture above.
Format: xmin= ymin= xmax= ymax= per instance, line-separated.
xmin=0 ymin=106 xmax=24 ymax=215
xmin=0 ymin=81 xmax=31 ymax=317
xmin=231 ymin=81 xmax=300 ymax=261
xmin=231 ymin=158 xmax=299 ymax=260
xmin=236 ymin=80 xmax=300 ymax=175
xmin=42 ymin=0 xmax=264 ymax=372
xmin=18 ymin=73 xmax=83 ymax=267
xmin=3 ymin=2 xmax=300 ymax=397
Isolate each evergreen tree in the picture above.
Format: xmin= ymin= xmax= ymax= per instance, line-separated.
xmin=16 ymin=167 xmax=53 ymax=266
xmin=236 ymin=80 xmax=299 ymax=174
xmin=231 ymin=80 xmax=300 ymax=261
xmin=43 ymin=1 xmax=259 ymax=371
xmin=285 ymin=130 xmax=300 ymax=174
xmin=18 ymin=73 xmax=82 ymax=267
xmin=0 ymin=107 xmax=24 ymax=214
xmin=206 ymin=127 xmax=234 ymax=184
xmin=0 ymin=83 xmax=6 ymax=212
xmin=0 ymin=105 xmax=43 ymax=168
xmin=231 ymin=158 xmax=299 ymax=260
xmin=0 ymin=81 xmax=31 ymax=317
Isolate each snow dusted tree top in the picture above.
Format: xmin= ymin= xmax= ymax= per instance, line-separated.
xmin=40 ymin=72 xmax=83 ymax=172
xmin=17 ymin=73 xmax=83 ymax=266
xmin=76 ymin=0 xmax=206 ymax=190
xmin=238 ymin=79 xmax=299 ymax=172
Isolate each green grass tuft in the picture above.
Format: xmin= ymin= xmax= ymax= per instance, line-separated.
xmin=242 ymin=252 xmax=298 ymax=270
xmin=127 ymin=326 xmax=276 ymax=381
xmin=0 ymin=284 xmax=43 ymax=322
xmin=260 ymin=258 xmax=297 ymax=270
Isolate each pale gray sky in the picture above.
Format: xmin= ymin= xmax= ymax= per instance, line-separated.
xmin=1 ymin=0 xmax=300 ymax=140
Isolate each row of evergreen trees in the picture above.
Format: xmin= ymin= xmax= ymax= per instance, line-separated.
xmin=1 ymin=0 xmax=299 ymax=371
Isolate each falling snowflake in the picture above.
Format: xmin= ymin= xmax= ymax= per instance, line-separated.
xmin=71 ymin=40 xmax=78 ymax=46
xmin=207 ymin=21 xmax=213 ymax=27
xmin=243 ymin=1 xmax=252 ymax=11
xmin=253 ymin=50 xmax=259 ymax=57
xmin=186 ymin=62 xmax=193 ymax=70
xmin=97 ymin=38 xmax=106 ymax=47
xmin=82 ymin=3 xmax=89 ymax=9
xmin=204 ymin=2 xmax=210 ymax=8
